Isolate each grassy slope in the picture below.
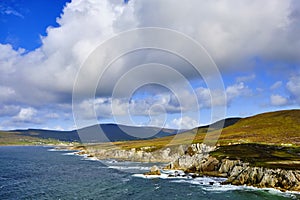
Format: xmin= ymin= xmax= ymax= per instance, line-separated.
xmin=202 ymin=109 xmax=300 ymax=146
xmin=98 ymin=109 xmax=300 ymax=150
xmin=87 ymin=110 xmax=300 ymax=169
xmin=210 ymin=143 xmax=300 ymax=169
xmin=0 ymin=131 xmax=74 ymax=146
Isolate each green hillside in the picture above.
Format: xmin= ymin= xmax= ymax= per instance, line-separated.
xmin=201 ymin=109 xmax=300 ymax=146
xmin=91 ymin=109 xmax=300 ymax=169
xmin=103 ymin=109 xmax=300 ymax=151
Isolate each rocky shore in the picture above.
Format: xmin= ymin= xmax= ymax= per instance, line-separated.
xmin=163 ymin=145 xmax=300 ymax=192
xmin=67 ymin=143 xmax=300 ymax=192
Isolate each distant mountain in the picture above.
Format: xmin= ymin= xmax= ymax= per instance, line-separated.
xmin=198 ymin=117 xmax=242 ymax=130
xmin=75 ymin=124 xmax=179 ymax=143
xmin=7 ymin=124 xmax=179 ymax=143
xmin=1 ymin=116 xmax=242 ymax=145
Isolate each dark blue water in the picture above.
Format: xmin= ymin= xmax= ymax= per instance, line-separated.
xmin=0 ymin=146 xmax=299 ymax=200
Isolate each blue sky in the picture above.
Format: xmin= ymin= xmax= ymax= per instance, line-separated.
xmin=0 ymin=0 xmax=71 ymax=51
xmin=0 ymin=0 xmax=299 ymax=131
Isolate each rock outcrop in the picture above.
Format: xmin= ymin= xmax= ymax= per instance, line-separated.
xmin=224 ymin=166 xmax=300 ymax=192
xmin=85 ymin=143 xmax=213 ymax=163
xmin=144 ymin=165 xmax=161 ymax=175
xmin=81 ymin=143 xmax=300 ymax=192
xmin=164 ymin=144 xmax=300 ymax=192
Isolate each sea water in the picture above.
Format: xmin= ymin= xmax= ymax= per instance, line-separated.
xmin=0 ymin=146 xmax=299 ymax=200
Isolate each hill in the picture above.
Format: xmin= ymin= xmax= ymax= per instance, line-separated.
xmin=0 ymin=123 xmax=180 ymax=145
xmin=105 ymin=110 xmax=300 ymax=150
xmin=84 ymin=109 xmax=300 ymax=171
xmin=201 ymin=109 xmax=300 ymax=146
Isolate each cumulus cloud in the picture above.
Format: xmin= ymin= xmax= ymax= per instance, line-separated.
xmin=171 ymin=116 xmax=198 ymax=129
xmin=270 ymin=94 xmax=288 ymax=106
xmin=1 ymin=0 xmax=300 ymax=129
xmin=12 ymin=107 xmax=39 ymax=123
xmin=226 ymin=82 xmax=252 ymax=104
xmin=1 ymin=0 xmax=299 ymax=105
xmin=286 ymin=74 xmax=300 ymax=104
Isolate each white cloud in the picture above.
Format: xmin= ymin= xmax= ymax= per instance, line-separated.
xmin=286 ymin=74 xmax=300 ymax=104
xmin=132 ymin=0 xmax=300 ymax=67
xmin=1 ymin=0 xmax=299 ymax=107
xmin=12 ymin=107 xmax=38 ymax=122
xmin=270 ymin=81 xmax=283 ymax=90
xmin=1 ymin=0 xmax=300 ymax=129
xmin=171 ymin=116 xmax=198 ymax=129
xmin=226 ymin=82 xmax=251 ymax=104
xmin=270 ymin=94 xmax=288 ymax=106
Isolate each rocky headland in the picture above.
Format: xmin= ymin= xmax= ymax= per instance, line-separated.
xmin=72 ymin=143 xmax=300 ymax=192
xmin=163 ymin=144 xmax=300 ymax=192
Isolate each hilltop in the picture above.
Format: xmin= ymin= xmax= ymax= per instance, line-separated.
xmin=0 ymin=123 xmax=179 ymax=145
xmin=81 ymin=109 xmax=300 ymax=171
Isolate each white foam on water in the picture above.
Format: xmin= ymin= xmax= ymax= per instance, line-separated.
xmin=62 ymin=152 xmax=77 ymax=156
xmin=108 ymin=166 xmax=151 ymax=171
xmin=202 ymin=183 xmax=298 ymax=199
xmin=132 ymin=174 xmax=168 ymax=179
xmin=47 ymin=148 xmax=61 ymax=152
xmin=171 ymin=177 xmax=226 ymax=186
xmin=132 ymin=173 xmax=192 ymax=180
xmin=103 ymin=159 xmax=118 ymax=164
xmin=82 ymin=156 xmax=99 ymax=161
xmin=132 ymin=173 xmax=298 ymax=199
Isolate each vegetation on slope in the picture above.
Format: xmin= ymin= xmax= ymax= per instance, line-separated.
xmin=210 ymin=143 xmax=300 ymax=170
xmin=200 ymin=109 xmax=300 ymax=146
xmin=85 ymin=110 xmax=300 ymax=170
xmin=94 ymin=110 xmax=300 ymax=151
xmin=0 ymin=131 xmax=74 ymax=146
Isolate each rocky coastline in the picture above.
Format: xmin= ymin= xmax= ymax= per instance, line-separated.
xmin=66 ymin=143 xmax=300 ymax=192
xmin=163 ymin=144 xmax=300 ymax=192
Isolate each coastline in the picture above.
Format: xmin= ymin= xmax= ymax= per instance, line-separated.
xmin=63 ymin=143 xmax=300 ymax=193
xmin=2 ymin=142 xmax=300 ymax=194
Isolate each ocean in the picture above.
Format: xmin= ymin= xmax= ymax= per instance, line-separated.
xmin=0 ymin=146 xmax=299 ymax=200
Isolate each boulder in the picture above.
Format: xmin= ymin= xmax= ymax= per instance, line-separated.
xmin=145 ymin=165 xmax=161 ymax=175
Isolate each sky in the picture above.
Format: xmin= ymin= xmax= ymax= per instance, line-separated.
xmin=0 ymin=0 xmax=299 ymax=131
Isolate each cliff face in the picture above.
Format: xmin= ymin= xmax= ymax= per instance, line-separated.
xmin=80 ymin=143 xmax=300 ymax=192
xmin=225 ymin=166 xmax=300 ymax=192
xmin=85 ymin=144 xmax=186 ymax=163
xmin=164 ymin=144 xmax=300 ymax=192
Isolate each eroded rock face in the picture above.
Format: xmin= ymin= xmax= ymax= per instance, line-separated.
xmin=87 ymin=143 xmax=300 ymax=192
xmin=225 ymin=167 xmax=300 ymax=192
xmin=86 ymin=144 xmax=190 ymax=162
xmin=164 ymin=145 xmax=300 ymax=192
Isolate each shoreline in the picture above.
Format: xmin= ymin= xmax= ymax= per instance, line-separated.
xmin=61 ymin=143 xmax=300 ymax=193
xmin=54 ymin=144 xmax=300 ymax=197
xmin=2 ymin=143 xmax=300 ymax=193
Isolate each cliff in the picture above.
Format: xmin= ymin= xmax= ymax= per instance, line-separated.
xmin=79 ymin=143 xmax=300 ymax=192
xmin=163 ymin=144 xmax=300 ymax=192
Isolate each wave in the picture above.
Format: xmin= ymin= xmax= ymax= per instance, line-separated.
xmin=108 ymin=166 xmax=151 ymax=171
xmin=62 ymin=152 xmax=77 ymax=156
